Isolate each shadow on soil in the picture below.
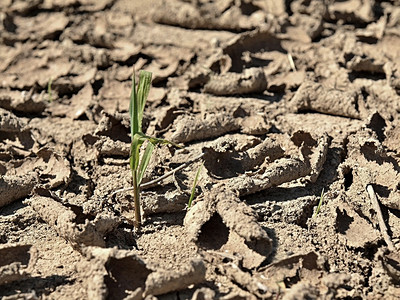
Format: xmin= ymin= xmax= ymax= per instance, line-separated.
xmin=0 ymin=275 xmax=70 ymax=298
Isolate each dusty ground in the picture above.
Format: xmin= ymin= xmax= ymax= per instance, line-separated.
xmin=1 ymin=0 xmax=400 ymax=299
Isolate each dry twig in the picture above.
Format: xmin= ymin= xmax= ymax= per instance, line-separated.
xmin=366 ymin=184 xmax=395 ymax=251
xmin=111 ymin=153 xmax=205 ymax=197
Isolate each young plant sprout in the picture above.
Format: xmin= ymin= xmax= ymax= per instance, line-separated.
xmin=129 ymin=70 xmax=179 ymax=230
xmin=313 ymin=188 xmax=325 ymax=218
xmin=188 ymin=164 xmax=203 ymax=208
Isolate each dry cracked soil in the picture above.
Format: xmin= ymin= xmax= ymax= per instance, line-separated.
xmin=1 ymin=0 xmax=400 ymax=299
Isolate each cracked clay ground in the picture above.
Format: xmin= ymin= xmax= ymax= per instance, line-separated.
xmin=1 ymin=0 xmax=400 ymax=299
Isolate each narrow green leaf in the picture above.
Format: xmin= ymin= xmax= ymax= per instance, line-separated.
xmin=132 ymin=132 xmax=182 ymax=148
xmin=313 ymin=188 xmax=325 ymax=218
xmin=145 ymin=135 xmax=183 ymax=149
xmin=136 ymin=71 xmax=152 ymax=132
xmin=129 ymin=73 xmax=139 ymax=138
xmin=137 ymin=143 xmax=155 ymax=185
xmin=129 ymin=142 xmax=138 ymax=172
xmin=130 ymin=133 xmax=146 ymax=172
xmin=47 ymin=78 xmax=53 ymax=102
xmin=188 ymin=165 xmax=202 ymax=208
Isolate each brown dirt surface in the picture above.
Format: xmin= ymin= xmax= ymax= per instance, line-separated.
xmin=1 ymin=0 xmax=400 ymax=299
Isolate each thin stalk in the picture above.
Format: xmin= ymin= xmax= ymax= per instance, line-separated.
xmin=142 ymin=153 xmax=204 ymax=190
xmin=132 ymin=171 xmax=141 ymax=230
xmin=110 ymin=153 xmax=205 ymax=197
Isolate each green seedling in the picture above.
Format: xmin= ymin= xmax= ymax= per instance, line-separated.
xmin=313 ymin=188 xmax=325 ymax=218
xmin=129 ymin=70 xmax=180 ymax=230
xmin=188 ymin=164 xmax=203 ymax=208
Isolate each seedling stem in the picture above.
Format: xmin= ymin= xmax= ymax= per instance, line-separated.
xmin=133 ymin=171 xmax=141 ymax=228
